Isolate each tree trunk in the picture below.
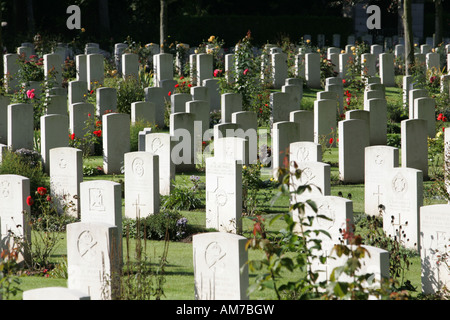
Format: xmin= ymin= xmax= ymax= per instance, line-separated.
xmin=434 ymin=0 xmax=443 ymax=46
xmin=403 ymin=0 xmax=414 ymax=76
xmin=160 ymin=0 xmax=168 ymax=53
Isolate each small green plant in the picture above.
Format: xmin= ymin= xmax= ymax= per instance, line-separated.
xmin=161 ymin=177 xmax=203 ymax=211
xmin=123 ymin=210 xmax=190 ymax=242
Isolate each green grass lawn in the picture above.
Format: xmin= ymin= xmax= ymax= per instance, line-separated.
xmin=5 ymin=83 xmax=446 ymax=300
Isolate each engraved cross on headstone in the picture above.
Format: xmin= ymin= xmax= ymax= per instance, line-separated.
xmin=132 ymin=194 xmax=146 ymax=217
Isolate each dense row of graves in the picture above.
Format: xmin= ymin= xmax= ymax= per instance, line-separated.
xmin=0 ymin=33 xmax=449 ymax=299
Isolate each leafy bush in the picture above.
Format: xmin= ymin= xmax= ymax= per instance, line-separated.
xmin=160 ymin=185 xmax=203 ymax=211
xmin=122 ymin=210 xmax=191 ymax=241
xmin=387 ymin=134 xmax=401 ymax=148
xmin=0 ymin=149 xmax=47 ymax=192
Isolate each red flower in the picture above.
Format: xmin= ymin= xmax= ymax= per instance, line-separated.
xmin=96 ymin=120 xmax=102 ymax=127
xmin=329 ymin=138 xmax=334 ymax=145
xmin=46 ymin=195 xmax=52 ymax=202
xmin=37 ymin=187 xmax=47 ymax=196
xmin=174 ymin=84 xmax=179 ymax=88
xmin=437 ymin=113 xmax=443 ymax=121
xmin=179 ymin=76 xmax=184 ymax=80
xmin=88 ymin=113 xmax=91 ymax=117
xmin=70 ymin=133 xmax=75 ymax=140
xmin=342 ymin=79 xmax=346 ymax=84
xmin=93 ymin=130 xmax=102 ymax=138
xmin=90 ymin=90 xmax=94 ymax=95
xmin=243 ymin=68 xmax=249 ymax=75
xmin=26 ymin=196 xmax=34 ymax=206
xmin=168 ymin=91 xmax=172 ymax=96
xmin=188 ymin=83 xmax=192 ymax=88
xmin=213 ymin=69 xmax=222 ymax=77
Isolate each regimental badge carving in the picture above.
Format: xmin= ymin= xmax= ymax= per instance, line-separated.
xmin=151 ymin=137 xmax=163 ymax=154
xmin=392 ymin=173 xmax=407 ymax=193
xmin=0 ymin=180 xmax=10 ymax=198
xmin=296 ymin=146 xmax=310 ymax=162
xmin=215 ymin=189 xmax=228 ymax=207
xmin=205 ymin=241 xmax=226 ymax=270
xmin=89 ymin=188 xmax=105 ymax=211
xmin=77 ymin=230 xmax=98 ymax=261
xmin=317 ymin=202 xmax=335 ymax=230
xmin=58 ymin=157 xmax=67 ymax=169
xmin=132 ymin=157 xmax=144 ymax=177
xmin=374 ymin=154 xmax=384 ymax=165
xmin=301 ymin=167 xmax=315 ymax=184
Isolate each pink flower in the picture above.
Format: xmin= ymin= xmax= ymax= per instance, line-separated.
xmin=243 ymin=68 xmax=249 ymax=75
xmin=26 ymin=89 xmax=35 ymax=99
xmin=213 ymin=69 xmax=222 ymax=77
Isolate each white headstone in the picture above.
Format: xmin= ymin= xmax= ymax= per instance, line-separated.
xmin=124 ymin=151 xmax=160 ymax=218
xmin=7 ymin=103 xmax=34 ymax=151
xmin=40 ymin=114 xmax=69 ymax=173
xmin=205 ymin=158 xmax=242 ymax=233
xmin=419 ymin=204 xmax=450 ymax=295
xmin=144 ymin=132 xmax=175 ymax=196
xmin=193 ymin=232 xmax=249 ymax=300
xmin=102 ymin=113 xmax=130 ymax=174
xmin=49 ymin=147 xmax=83 ymax=217
xmin=67 ymin=221 xmax=121 ymax=300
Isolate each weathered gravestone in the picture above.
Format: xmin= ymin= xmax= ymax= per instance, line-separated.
xmin=205 ymin=158 xmax=242 ymax=234
xmin=49 ymin=147 xmax=83 ymax=217
xmin=124 ymin=151 xmax=160 ymax=218
xmin=193 ymin=232 xmax=249 ymax=300
xmin=419 ymin=204 xmax=450 ymax=295
xmin=67 ymin=222 xmax=121 ymax=300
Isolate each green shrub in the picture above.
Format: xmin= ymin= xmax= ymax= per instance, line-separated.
xmin=387 ymin=134 xmax=401 ymax=148
xmin=161 ymin=184 xmax=203 ymax=211
xmin=115 ymin=76 xmax=145 ymax=114
xmin=0 ymin=149 xmax=47 ymax=192
xmin=122 ymin=210 xmax=190 ymax=241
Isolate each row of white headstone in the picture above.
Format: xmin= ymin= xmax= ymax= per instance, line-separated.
xmin=1 ymin=38 xmax=448 ymax=299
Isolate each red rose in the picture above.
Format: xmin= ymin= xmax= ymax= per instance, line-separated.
xmin=37 ymin=187 xmax=47 ymax=196
xmin=26 ymin=196 xmax=34 ymax=206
